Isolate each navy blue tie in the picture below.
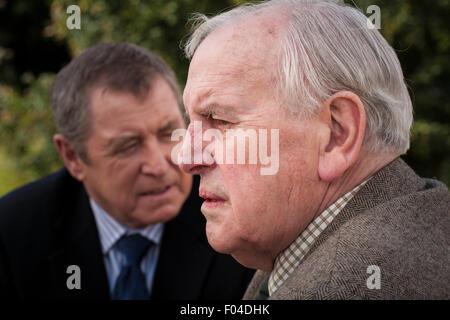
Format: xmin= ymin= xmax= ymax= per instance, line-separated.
xmin=112 ymin=234 xmax=153 ymax=300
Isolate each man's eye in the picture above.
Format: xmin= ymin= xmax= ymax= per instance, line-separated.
xmin=212 ymin=118 xmax=231 ymax=127
xmin=159 ymin=131 xmax=173 ymax=140
xmin=118 ymin=142 xmax=139 ymax=154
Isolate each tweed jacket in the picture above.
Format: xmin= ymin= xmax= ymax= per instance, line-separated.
xmin=244 ymin=158 xmax=450 ymax=299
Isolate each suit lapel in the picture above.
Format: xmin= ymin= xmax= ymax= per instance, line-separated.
xmin=152 ymin=176 xmax=215 ymax=299
xmin=243 ymin=270 xmax=270 ymax=300
xmin=48 ymin=176 xmax=110 ymax=299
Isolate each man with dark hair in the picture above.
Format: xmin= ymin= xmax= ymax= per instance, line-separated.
xmin=0 ymin=42 xmax=254 ymax=299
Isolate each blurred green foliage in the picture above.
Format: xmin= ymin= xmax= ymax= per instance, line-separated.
xmin=0 ymin=0 xmax=449 ymax=196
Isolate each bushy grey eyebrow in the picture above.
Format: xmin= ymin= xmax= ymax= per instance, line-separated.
xmin=197 ymin=104 xmax=238 ymax=121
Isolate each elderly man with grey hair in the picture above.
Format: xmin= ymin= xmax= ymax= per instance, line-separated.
xmin=179 ymin=0 xmax=450 ymax=299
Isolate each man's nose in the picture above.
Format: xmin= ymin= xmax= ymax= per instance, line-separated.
xmin=179 ymin=121 xmax=212 ymax=174
xmin=141 ymin=140 xmax=169 ymax=176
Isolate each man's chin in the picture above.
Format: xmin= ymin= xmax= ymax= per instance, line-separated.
xmin=205 ymin=225 xmax=235 ymax=254
xmin=132 ymin=205 xmax=180 ymax=227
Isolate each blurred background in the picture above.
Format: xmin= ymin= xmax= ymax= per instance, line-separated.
xmin=0 ymin=0 xmax=449 ymax=196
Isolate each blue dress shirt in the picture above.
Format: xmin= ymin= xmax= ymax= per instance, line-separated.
xmin=89 ymin=198 xmax=164 ymax=297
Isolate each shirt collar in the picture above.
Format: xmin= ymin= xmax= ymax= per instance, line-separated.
xmin=268 ymin=179 xmax=369 ymax=296
xmin=89 ymin=198 xmax=164 ymax=255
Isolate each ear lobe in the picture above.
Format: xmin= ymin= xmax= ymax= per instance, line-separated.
xmin=53 ymin=134 xmax=86 ymax=181
xmin=318 ymin=91 xmax=366 ymax=182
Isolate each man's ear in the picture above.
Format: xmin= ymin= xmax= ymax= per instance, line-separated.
xmin=53 ymin=134 xmax=86 ymax=181
xmin=318 ymin=91 xmax=366 ymax=182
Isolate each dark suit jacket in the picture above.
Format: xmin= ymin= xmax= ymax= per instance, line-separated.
xmin=0 ymin=168 xmax=254 ymax=299
xmin=244 ymin=158 xmax=450 ymax=299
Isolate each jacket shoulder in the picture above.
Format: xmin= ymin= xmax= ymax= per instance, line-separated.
xmin=0 ymin=168 xmax=77 ymax=232
xmin=275 ymin=166 xmax=450 ymax=300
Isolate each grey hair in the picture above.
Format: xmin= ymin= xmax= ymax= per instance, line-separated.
xmin=184 ymin=0 xmax=413 ymax=154
xmin=51 ymin=42 xmax=183 ymax=162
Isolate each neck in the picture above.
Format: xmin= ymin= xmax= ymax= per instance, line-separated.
xmin=237 ymin=152 xmax=400 ymax=272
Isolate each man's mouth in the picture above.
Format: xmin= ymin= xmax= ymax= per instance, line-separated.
xmin=199 ymin=190 xmax=227 ymax=208
xmin=141 ymin=185 xmax=172 ymax=196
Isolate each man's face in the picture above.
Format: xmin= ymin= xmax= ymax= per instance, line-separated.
xmin=79 ymin=77 xmax=192 ymax=229
xmin=181 ymin=19 xmax=327 ymax=269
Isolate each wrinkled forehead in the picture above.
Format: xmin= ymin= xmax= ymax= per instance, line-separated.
xmin=185 ymin=8 xmax=290 ymax=108
xmin=190 ymin=7 xmax=289 ymax=78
